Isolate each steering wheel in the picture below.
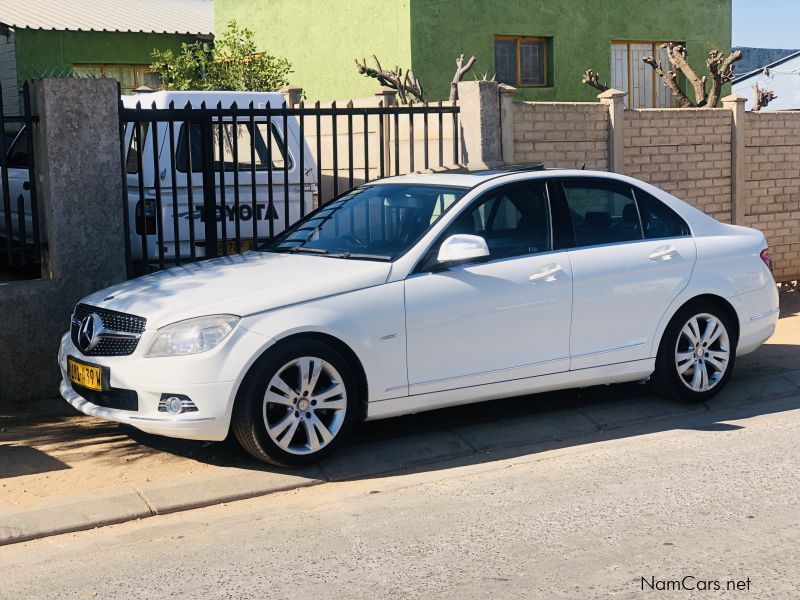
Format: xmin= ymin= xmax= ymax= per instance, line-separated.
xmin=340 ymin=234 xmax=367 ymax=248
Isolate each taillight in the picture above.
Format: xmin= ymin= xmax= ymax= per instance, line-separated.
xmin=760 ymin=248 xmax=773 ymax=274
xmin=135 ymin=199 xmax=157 ymax=235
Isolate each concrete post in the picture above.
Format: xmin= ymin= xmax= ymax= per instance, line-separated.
xmin=499 ymin=84 xmax=516 ymax=164
xmin=722 ymin=94 xmax=747 ymax=225
xmin=280 ymin=85 xmax=303 ymax=107
xmin=0 ymin=78 xmax=126 ymax=402
xmin=457 ymin=80 xmax=503 ymax=168
xmin=375 ymin=87 xmax=396 ymax=173
xmin=598 ymin=88 xmax=626 ymax=174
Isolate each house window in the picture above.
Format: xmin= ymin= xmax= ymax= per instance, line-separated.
xmin=610 ymin=42 xmax=679 ymax=108
xmin=494 ymin=36 xmax=548 ymax=87
xmin=73 ymin=64 xmax=163 ymax=94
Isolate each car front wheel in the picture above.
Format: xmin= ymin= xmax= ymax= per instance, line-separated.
xmin=652 ymin=300 xmax=737 ymax=403
xmin=233 ymin=339 xmax=358 ymax=467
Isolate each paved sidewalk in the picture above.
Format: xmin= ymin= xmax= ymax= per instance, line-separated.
xmin=1 ymin=287 xmax=798 ymax=545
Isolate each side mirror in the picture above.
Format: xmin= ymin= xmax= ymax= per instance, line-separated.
xmin=436 ymin=234 xmax=490 ymax=266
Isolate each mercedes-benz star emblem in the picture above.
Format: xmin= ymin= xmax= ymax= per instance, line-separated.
xmin=78 ymin=313 xmax=104 ymax=353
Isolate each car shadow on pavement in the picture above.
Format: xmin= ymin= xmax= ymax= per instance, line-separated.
xmin=120 ymin=356 xmax=800 ymax=482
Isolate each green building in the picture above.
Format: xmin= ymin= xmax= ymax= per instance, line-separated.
xmin=0 ymin=0 xmax=214 ymax=114
xmin=216 ymin=0 xmax=731 ymax=106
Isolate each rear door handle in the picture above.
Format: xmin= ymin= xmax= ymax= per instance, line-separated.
xmin=649 ymin=245 xmax=677 ymax=261
xmin=529 ymin=264 xmax=563 ymax=282
xmin=22 ymin=181 xmax=30 ymax=190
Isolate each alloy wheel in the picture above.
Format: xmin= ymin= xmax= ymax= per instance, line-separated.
xmin=262 ymin=357 xmax=348 ymax=455
xmin=674 ymin=313 xmax=731 ymax=393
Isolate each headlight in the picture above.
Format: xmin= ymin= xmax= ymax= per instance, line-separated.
xmin=145 ymin=315 xmax=240 ymax=357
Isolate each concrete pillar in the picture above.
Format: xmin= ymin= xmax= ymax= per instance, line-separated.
xmin=598 ymin=88 xmax=626 ymax=174
xmin=373 ymin=86 xmax=397 ymax=107
xmin=457 ymin=80 xmax=503 ymax=169
xmin=0 ymin=78 xmax=126 ymax=402
xmin=374 ymin=87 xmax=396 ymax=173
xmin=280 ymin=85 xmax=303 ymax=107
xmin=722 ymin=94 xmax=747 ymax=225
xmin=499 ymin=84 xmax=516 ymax=164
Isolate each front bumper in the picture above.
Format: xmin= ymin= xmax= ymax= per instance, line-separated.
xmin=58 ymin=325 xmax=274 ymax=441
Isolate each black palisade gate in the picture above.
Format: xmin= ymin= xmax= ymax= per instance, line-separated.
xmin=0 ymin=81 xmax=41 ymax=279
xmin=119 ymin=97 xmax=460 ymax=277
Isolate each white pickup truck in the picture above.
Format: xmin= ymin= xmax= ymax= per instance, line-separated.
xmin=1 ymin=90 xmax=318 ymax=266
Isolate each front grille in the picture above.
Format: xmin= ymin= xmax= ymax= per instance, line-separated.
xmin=71 ymin=384 xmax=139 ymax=411
xmin=71 ymin=303 xmax=146 ymax=356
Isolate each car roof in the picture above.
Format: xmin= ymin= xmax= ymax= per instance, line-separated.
xmin=378 ymin=165 xmax=626 ymax=189
xmin=121 ymin=90 xmax=287 ymax=109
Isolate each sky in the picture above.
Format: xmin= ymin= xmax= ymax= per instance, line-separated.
xmin=733 ymin=0 xmax=800 ymax=48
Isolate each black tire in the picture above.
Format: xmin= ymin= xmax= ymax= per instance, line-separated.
xmin=232 ymin=339 xmax=359 ymax=467
xmin=651 ymin=299 xmax=737 ymax=403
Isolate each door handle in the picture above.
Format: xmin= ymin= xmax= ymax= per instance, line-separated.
xmin=649 ymin=245 xmax=677 ymax=261
xmin=529 ymin=264 xmax=563 ymax=282
xmin=22 ymin=181 xmax=30 ymax=190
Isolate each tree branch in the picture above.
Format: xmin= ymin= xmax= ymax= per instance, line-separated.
xmin=354 ymin=55 xmax=424 ymax=104
xmin=706 ymin=49 xmax=743 ymax=108
xmin=753 ymin=83 xmax=777 ymax=112
xmin=449 ymin=54 xmax=477 ymax=101
xmin=641 ymin=56 xmax=695 ymax=108
xmin=581 ymin=69 xmax=609 ymax=93
xmin=659 ymin=44 xmax=707 ymax=106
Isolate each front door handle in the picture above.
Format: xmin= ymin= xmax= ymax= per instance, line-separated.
xmin=529 ymin=264 xmax=563 ymax=282
xmin=649 ymin=245 xmax=677 ymax=261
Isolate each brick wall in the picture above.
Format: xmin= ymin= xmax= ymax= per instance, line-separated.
xmin=744 ymin=112 xmax=800 ymax=282
xmin=623 ymin=109 xmax=733 ymax=223
xmin=513 ymin=102 xmax=608 ymax=170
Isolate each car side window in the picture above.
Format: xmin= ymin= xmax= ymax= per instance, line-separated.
xmin=633 ymin=188 xmax=690 ymax=239
xmin=562 ymin=180 xmax=642 ymax=247
xmin=441 ymin=182 xmax=551 ymax=261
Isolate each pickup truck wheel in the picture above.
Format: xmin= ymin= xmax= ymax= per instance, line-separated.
xmin=233 ymin=339 xmax=358 ymax=467
xmin=651 ymin=299 xmax=737 ymax=403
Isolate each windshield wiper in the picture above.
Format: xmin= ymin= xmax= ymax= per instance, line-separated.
xmin=339 ymin=252 xmax=392 ymax=261
xmin=267 ymin=246 xmax=391 ymax=261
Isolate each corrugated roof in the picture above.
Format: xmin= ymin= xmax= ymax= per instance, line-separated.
xmin=0 ymin=0 xmax=214 ymax=36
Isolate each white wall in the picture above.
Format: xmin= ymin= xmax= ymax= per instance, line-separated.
xmin=0 ymin=31 xmax=19 ymax=115
xmin=733 ymin=54 xmax=800 ymax=111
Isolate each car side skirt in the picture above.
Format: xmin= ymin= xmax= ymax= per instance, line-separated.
xmin=365 ymin=359 xmax=655 ymax=421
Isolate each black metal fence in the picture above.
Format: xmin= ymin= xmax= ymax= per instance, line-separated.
xmin=0 ymin=82 xmax=41 ymax=279
xmin=119 ymin=97 xmax=460 ymax=277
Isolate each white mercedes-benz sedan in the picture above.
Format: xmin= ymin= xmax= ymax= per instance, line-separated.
xmin=58 ymin=166 xmax=779 ymax=466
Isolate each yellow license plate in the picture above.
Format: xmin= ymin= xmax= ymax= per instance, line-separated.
xmin=67 ymin=357 xmax=104 ymax=392
xmin=217 ymin=239 xmax=254 ymax=255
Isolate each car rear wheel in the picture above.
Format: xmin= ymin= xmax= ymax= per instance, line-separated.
xmin=233 ymin=339 xmax=358 ymax=467
xmin=651 ymin=300 xmax=737 ymax=403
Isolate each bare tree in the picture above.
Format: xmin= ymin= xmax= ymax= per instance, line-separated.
xmin=642 ymin=43 xmax=742 ymax=108
xmin=753 ymin=83 xmax=778 ymax=112
xmin=449 ymin=54 xmax=477 ymax=101
xmin=355 ymin=56 xmax=424 ymax=104
xmin=581 ymin=69 xmax=609 ymax=93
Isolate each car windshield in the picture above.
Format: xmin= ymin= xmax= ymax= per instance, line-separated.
xmin=260 ymin=183 xmax=468 ymax=260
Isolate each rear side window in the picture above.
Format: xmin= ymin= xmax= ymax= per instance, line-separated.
xmin=126 ymin=122 xmax=149 ymax=174
xmin=562 ymin=180 xmax=641 ymax=247
xmin=634 ymin=188 xmax=690 ymax=239
xmin=175 ymin=122 xmax=289 ymax=173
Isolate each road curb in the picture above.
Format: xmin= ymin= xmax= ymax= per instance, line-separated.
xmin=3 ymin=373 xmax=799 ymax=547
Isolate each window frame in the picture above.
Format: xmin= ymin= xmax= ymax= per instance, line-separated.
xmin=551 ymin=177 xmax=692 ymax=249
xmin=73 ymin=64 xmax=162 ymax=94
xmin=414 ymin=180 xmax=556 ymax=273
xmin=494 ymin=35 xmax=549 ymax=88
xmin=610 ymin=40 xmax=683 ymax=108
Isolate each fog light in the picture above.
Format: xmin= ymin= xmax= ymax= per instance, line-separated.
xmin=158 ymin=393 xmax=198 ymax=414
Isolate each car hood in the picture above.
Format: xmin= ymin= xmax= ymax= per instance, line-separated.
xmin=80 ymin=252 xmax=392 ymax=329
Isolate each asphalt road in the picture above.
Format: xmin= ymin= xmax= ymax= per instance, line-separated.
xmin=2 ymin=392 xmax=798 ymax=599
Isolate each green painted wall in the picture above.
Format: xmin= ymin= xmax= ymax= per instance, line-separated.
xmin=215 ymin=0 xmax=730 ymax=103
xmin=411 ymin=0 xmax=731 ymax=101
xmin=14 ymin=29 xmax=199 ymax=82
xmin=216 ymin=0 xmax=412 ymax=102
